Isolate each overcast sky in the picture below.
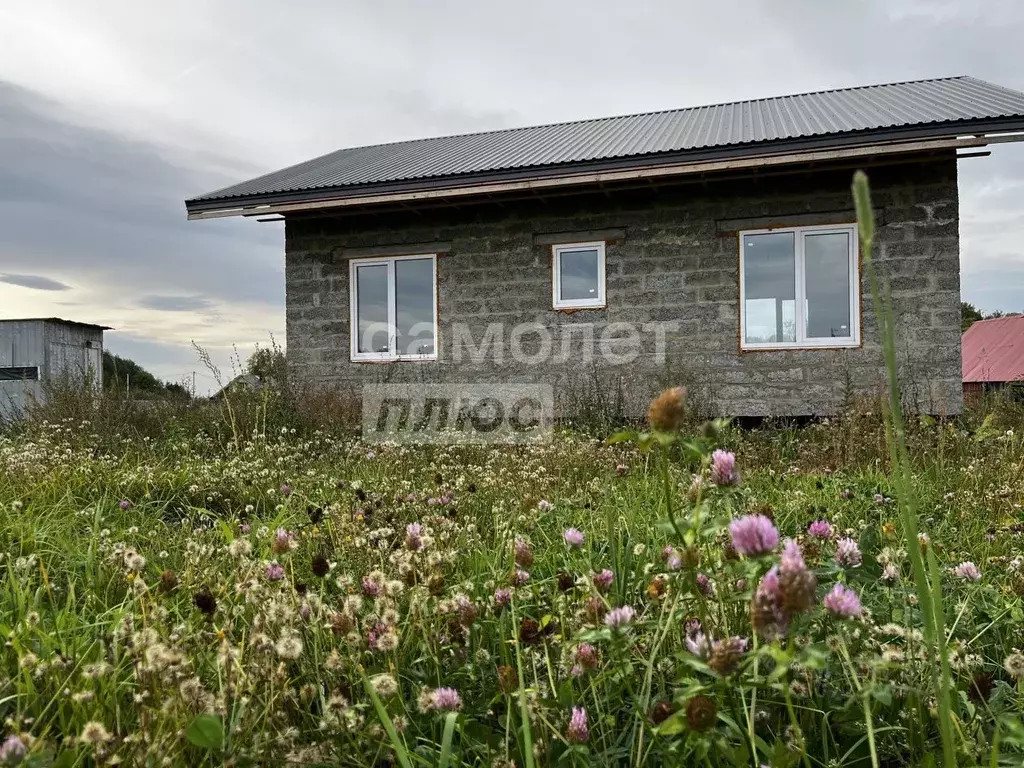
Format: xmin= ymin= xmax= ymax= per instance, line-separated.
xmin=1 ymin=0 xmax=1023 ymax=389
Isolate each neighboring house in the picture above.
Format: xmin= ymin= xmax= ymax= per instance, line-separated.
xmin=0 ymin=318 xmax=109 ymax=420
xmin=962 ymin=316 xmax=1024 ymax=398
xmin=186 ymin=76 xmax=1024 ymax=417
xmin=210 ymin=373 xmax=263 ymax=401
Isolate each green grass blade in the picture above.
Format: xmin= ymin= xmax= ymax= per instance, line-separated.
xmin=363 ymin=674 xmax=414 ymax=768
xmin=438 ymin=711 xmax=458 ymax=768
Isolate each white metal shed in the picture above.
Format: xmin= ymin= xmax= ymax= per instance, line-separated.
xmin=0 ymin=318 xmax=111 ymax=420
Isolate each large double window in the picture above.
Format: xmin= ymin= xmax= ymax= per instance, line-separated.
xmin=739 ymin=224 xmax=860 ymax=350
xmin=349 ymin=254 xmax=437 ymax=361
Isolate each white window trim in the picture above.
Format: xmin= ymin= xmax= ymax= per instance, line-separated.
xmin=552 ymin=241 xmax=606 ymax=309
xmin=349 ymin=253 xmax=438 ymax=362
xmin=739 ymin=223 xmax=860 ymax=351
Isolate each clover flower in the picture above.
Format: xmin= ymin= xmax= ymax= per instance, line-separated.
xmin=563 ymin=528 xmax=584 ymax=548
xmin=728 ymin=515 xmax=778 ymax=556
xmin=430 ymin=687 xmax=463 ymax=712
xmin=823 ymin=583 xmax=862 ymax=619
xmin=835 ymin=538 xmax=862 ymax=568
xmin=808 ymin=520 xmax=833 ymax=539
xmin=953 ymin=561 xmax=981 ymax=581
xmin=566 ymin=706 xmax=589 ymax=743
xmin=710 ymin=449 xmax=740 ymax=486
xmin=604 ymin=605 xmax=635 ymax=628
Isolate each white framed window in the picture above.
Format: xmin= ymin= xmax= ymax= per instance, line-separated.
xmin=552 ymin=241 xmax=606 ymax=309
xmin=739 ymin=224 xmax=860 ymax=350
xmin=349 ymin=254 xmax=437 ymax=361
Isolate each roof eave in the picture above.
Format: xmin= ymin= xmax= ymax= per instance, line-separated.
xmin=185 ymin=119 xmax=1024 ymax=219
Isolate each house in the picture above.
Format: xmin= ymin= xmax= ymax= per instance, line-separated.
xmin=0 ymin=318 xmax=109 ymax=420
xmin=962 ymin=315 xmax=1024 ymax=399
xmin=186 ymin=76 xmax=1024 ymax=417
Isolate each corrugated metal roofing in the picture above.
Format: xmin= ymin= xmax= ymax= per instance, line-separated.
xmin=187 ymin=76 xmax=1024 ymax=209
xmin=962 ymin=316 xmax=1024 ymax=383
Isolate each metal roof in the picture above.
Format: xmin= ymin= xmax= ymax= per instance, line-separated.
xmin=0 ymin=318 xmax=113 ymax=331
xmin=962 ymin=316 xmax=1024 ymax=383
xmin=186 ymin=76 xmax=1024 ymax=213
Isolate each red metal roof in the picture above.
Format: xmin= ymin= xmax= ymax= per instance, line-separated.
xmin=962 ymin=316 xmax=1024 ymax=383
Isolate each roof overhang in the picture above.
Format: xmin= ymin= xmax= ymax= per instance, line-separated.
xmin=186 ymin=129 xmax=1024 ymax=221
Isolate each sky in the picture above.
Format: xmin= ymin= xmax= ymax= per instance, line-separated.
xmin=1 ymin=0 xmax=1023 ymax=390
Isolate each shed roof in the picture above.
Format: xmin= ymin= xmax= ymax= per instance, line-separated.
xmin=186 ymin=76 xmax=1024 ymax=215
xmin=0 ymin=318 xmax=113 ymax=331
xmin=962 ymin=316 xmax=1024 ymax=383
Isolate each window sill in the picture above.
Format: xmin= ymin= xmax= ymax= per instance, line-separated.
xmin=740 ymin=341 xmax=860 ymax=353
xmin=552 ymin=304 xmax=606 ymax=313
xmin=350 ymin=356 xmax=438 ymax=364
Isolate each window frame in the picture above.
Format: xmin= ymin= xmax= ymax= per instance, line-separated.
xmin=0 ymin=366 xmax=39 ymax=381
xmin=739 ymin=223 xmax=860 ymax=351
xmin=348 ymin=253 xmax=438 ymax=362
xmin=551 ymin=241 xmax=607 ymax=309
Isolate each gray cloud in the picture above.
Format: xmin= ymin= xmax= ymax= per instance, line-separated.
xmin=136 ymin=295 xmax=215 ymax=312
xmin=0 ymin=273 xmax=71 ymax=291
xmin=1 ymin=0 xmax=1023 ymax=385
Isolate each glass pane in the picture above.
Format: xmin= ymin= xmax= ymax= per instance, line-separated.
xmin=395 ymin=258 xmax=435 ymax=356
xmin=558 ymin=248 xmax=600 ymax=301
xmin=804 ymin=232 xmax=852 ymax=339
xmin=743 ymin=232 xmax=796 ymax=344
xmin=356 ymin=264 xmax=389 ymax=354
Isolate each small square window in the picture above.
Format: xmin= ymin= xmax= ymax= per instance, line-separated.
xmin=552 ymin=242 xmax=606 ymax=309
xmin=349 ymin=254 xmax=438 ymax=361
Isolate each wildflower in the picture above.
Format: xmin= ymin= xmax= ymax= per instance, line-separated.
xmin=497 ymin=665 xmax=518 ymax=694
xmin=710 ymin=449 xmax=740 ymax=486
xmin=557 ymin=571 xmax=576 ymax=592
xmin=430 ymin=687 xmax=462 ymax=712
xmin=1003 ymin=651 xmax=1024 ymax=680
xmin=615 ymin=463 xmax=628 ymax=476
xmin=778 ymin=540 xmax=816 ymax=609
xmin=519 ymin=618 xmax=541 ymax=645
xmin=650 ymin=700 xmax=675 ymax=725
xmin=0 ymin=735 xmax=26 ymax=765
xmin=456 ymin=595 xmax=478 ymax=627
xmin=493 ymin=588 xmax=512 ymax=608
xmin=874 ymin=493 xmax=884 ymax=505
xmin=280 ymin=484 xmax=292 ymax=497
xmin=563 ymin=528 xmax=584 ymax=548
xmin=228 ymin=538 xmax=251 ymax=557
xmin=565 ymin=707 xmax=589 ymax=744
xmin=604 ymin=605 xmax=636 ymax=628
xmin=708 ymin=637 xmax=747 ymax=674
xmin=405 ymin=523 xmax=423 ymax=551
xmin=370 ymin=673 xmax=399 ymax=698
xmin=728 ymin=515 xmax=778 ymax=557
xmin=311 ymin=554 xmax=330 ymax=578
xmin=584 ymin=596 xmax=607 ymax=623
xmin=271 ymin=528 xmax=295 ymax=555
xmin=537 ymin=499 xmax=553 ymax=512
xmin=119 ymin=500 xmax=132 ymax=511
xmin=239 ymin=522 xmax=252 ymax=534
xmin=362 ymin=575 xmax=382 ymax=596
xmin=881 ymin=563 xmax=900 ymax=584
xmin=79 ymin=721 xmax=113 ymax=745
xmin=513 ymin=570 xmax=530 ymax=586
xmin=193 ymin=588 xmax=217 ymax=616
xmin=573 ymin=643 xmax=599 ymax=673
xmin=823 ymin=583 xmax=862 ymax=619
xmin=807 ymin=520 xmax=833 ymax=539
xmin=666 ymin=552 xmax=682 ymax=570
xmin=275 ymin=633 xmax=304 ymax=659
xmin=124 ymin=551 xmax=146 ymax=572
xmin=696 ymin=573 xmax=714 ymax=597
xmin=514 ymin=538 xmax=533 ymax=567
xmin=953 ymin=561 xmax=981 ymax=581
xmin=593 ymin=568 xmax=614 ymax=591
xmin=835 ymin=538 xmax=862 ymax=568
xmin=685 ymin=630 xmax=711 ymax=659
xmin=685 ymin=695 xmax=717 ymax=731
xmin=647 ymin=387 xmax=686 ymax=431
xmin=839 ymin=488 xmax=853 ymax=500
xmin=266 ymin=562 xmax=285 ymax=581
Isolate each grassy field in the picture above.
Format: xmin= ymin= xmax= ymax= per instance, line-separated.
xmin=1 ymin=391 xmax=1023 ymax=767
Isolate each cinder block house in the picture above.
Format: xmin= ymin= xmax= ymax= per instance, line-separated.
xmin=186 ymin=76 xmax=1024 ymax=416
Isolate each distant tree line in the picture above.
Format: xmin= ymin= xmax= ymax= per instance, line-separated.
xmin=102 ymin=352 xmax=190 ymax=399
xmin=961 ymin=302 xmax=1022 ymax=332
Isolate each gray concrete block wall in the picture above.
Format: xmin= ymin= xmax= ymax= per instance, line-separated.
xmin=284 ymin=157 xmax=962 ymax=417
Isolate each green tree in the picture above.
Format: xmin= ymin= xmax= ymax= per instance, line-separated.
xmin=246 ymin=346 xmax=287 ymax=387
xmin=102 ymin=351 xmax=190 ymax=399
xmin=961 ymin=301 xmax=983 ymax=331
